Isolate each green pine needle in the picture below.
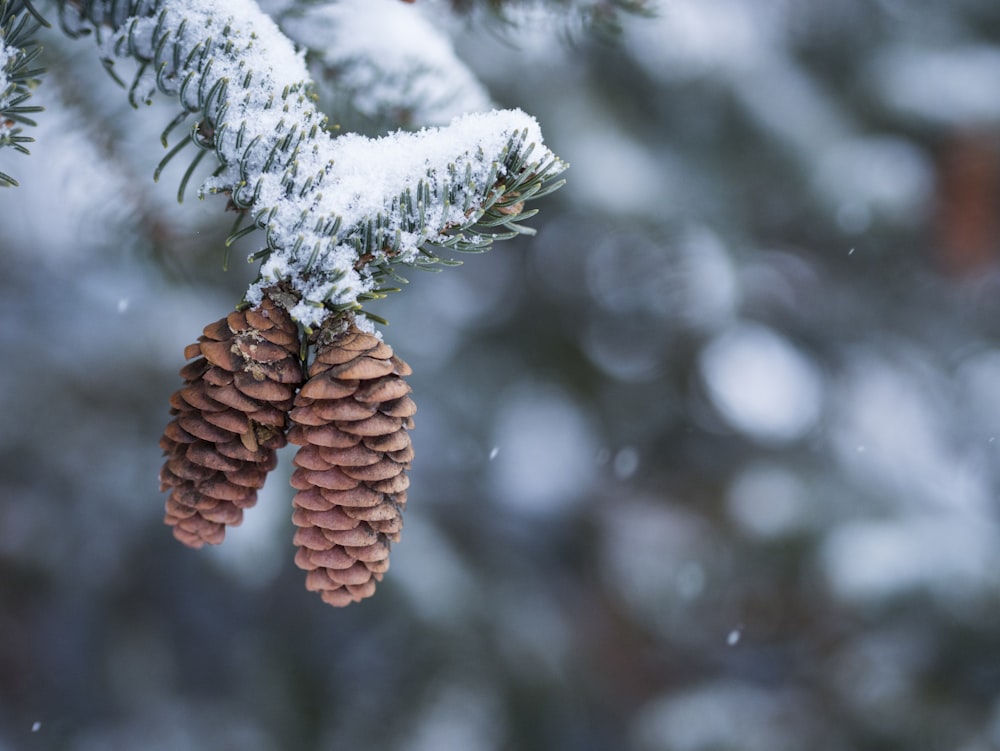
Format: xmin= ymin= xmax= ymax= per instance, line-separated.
xmin=0 ymin=0 xmax=47 ymax=186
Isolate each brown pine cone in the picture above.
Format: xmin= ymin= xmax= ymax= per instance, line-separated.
xmin=159 ymin=293 xmax=303 ymax=548
xmin=288 ymin=319 xmax=415 ymax=607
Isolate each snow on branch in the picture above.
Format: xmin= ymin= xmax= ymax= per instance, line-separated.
xmin=279 ymin=0 xmax=492 ymax=129
xmin=0 ymin=38 xmax=17 ymax=129
xmin=58 ymin=0 xmax=567 ymax=328
xmin=450 ymin=0 xmax=656 ymax=38
xmin=0 ymin=0 xmax=47 ymax=186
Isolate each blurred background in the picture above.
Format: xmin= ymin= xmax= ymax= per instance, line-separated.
xmin=3 ymin=0 xmax=1000 ymax=749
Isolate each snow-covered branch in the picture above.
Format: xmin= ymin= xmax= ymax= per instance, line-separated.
xmin=0 ymin=0 xmax=47 ymax=186
xmin=449 ymin=0 xmax=656 ymax=37
xmin=278 ymin=0 xmax=492 ymax=129
xmin=58 ymin=0 xmax=567 ymax=328
xmin=0 ymin=38 xmax=17 ymax=130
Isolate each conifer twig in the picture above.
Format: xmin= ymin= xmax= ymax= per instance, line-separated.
xmin=0 ymin=0 xmax=47 ymax=186
xmin=57 ymin=0 xmax=567 ymax=328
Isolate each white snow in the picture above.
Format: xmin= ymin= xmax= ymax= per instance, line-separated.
xmin=0 ymin=39 xmax=18 ymax=134
xmin=242 ymin=108 xmax=551 ymax=326
xmin=288 ymin=109 xmax=541 ymax=254
xmin=281 ymin=0 xmax=491 ymax=126
xmin=104 ymin=0 xmax=561 ymax=328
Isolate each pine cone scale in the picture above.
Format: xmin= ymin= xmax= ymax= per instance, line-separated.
xmin=205 ymin=383 xmax=261 ymax=412
xmin=186 ymin=441 xmax=244 ymax=471
xmin=297 ymin=467 xmax=361 ymax=491
xmin=329 ymin=357 xmax=396 ymax=380
xmin=354 ymin=378 xmax=411 ymax=403
xmin=160 ymin=293 xmax=303 ymax=548
xmin=318 ymin=485 xmax=384 ymax=507
xmin=363 ymin=431 xmax=411 ymax=452
xmin=293 ymin=506 xmax=359 ymax=531
xmin=202 ymin=319 xmax=232 ymax=340
xmin=313 ymin=399 xmax=377 ymax=421
xmin=346 ymin=501 xmax=401 ymax=522
xmin=163 ymin=302 xmax=416 ymax=607
xmin=303 ymin=546 xmax=357 ymax=570
xmin=369 ymin=473 xmax=409 ymax=494
xmin=337 ymin=413 xmax=403 ymax=436
xmin=339 ymin=459 xmax=403 ymax=482
xmin=319 ymin=444 xmax=382 ymax=466
xmin=231 ymin=372 xmax=296 ymax=401
xmin=234 ymin=338 xmax=289 ymax=363
xmin=289 ymin=320 xmax=414 ymax=606
xmin=299 ymin=376 xmax=359 ymax=400
xmin=202 ymin=409 xmax=251 ymax=433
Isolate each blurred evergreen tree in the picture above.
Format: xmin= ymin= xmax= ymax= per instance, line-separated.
xmin=3 ymin=1 xmax=1000 ymax=751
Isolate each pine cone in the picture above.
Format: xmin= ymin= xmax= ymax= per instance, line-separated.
xmin=160 ymin=294 xmax=302 ymax=548
xmin=288 ymin=320 xmax=415 ymax=607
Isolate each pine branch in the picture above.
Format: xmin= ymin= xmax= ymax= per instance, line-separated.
xmin=277 ymin=0 xmax=492 ymax=132
xmin=447 ymin=0 xmax=656 ymax=38
xmin=0 ymin=0 xmax=48 ymax=186
xmin=55 ymin=0 xmax=567 ymax=329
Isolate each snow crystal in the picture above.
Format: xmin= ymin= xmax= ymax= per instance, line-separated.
xmin=316 ymin=109 xmax=541 ymax=251
xmin=240 ymin=108 xmax=550 ymax=328
xmin=103 ymin=1 xmax=560 ymax=328
xmin=281 ymin=0 xmax=491 ymax=126
xmin=0 ymin=39 xmax=18 ymax=133
xmin=168 ymin=0 xmax=309 ymax=87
